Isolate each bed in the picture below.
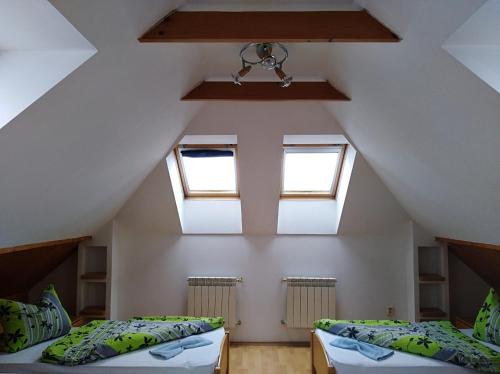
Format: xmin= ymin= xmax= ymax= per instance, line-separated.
xmin=0 ymin=327 xmax=229 ymax=374
xmin=311 ymin=328 xmax=500 ymax=374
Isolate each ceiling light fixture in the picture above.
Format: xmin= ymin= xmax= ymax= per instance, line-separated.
xmin=232 ymin=43 xmax=293 ymax=88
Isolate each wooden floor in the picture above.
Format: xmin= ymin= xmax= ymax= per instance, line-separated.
xmin=230 ymin=344 xmax=310 ymax=374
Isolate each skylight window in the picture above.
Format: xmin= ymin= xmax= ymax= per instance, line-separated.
xmin=175 ymin=145 xmax=239 ymax=197
xmin=281 ymin=145 xmax=346 ymax=198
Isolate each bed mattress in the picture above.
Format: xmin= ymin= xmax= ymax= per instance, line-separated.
xmin=0 ymin=327 xmax=225 ymax=374
xmin=315 ymin=328 xmax=500 ymax=374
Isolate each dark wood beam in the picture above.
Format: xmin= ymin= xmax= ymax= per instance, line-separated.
xmin=181 ymin=81 xmax=350 ymax=101
xmin=436 ymin=237 xmax=500 ymax=252
xmin=139 ymin=10 xmax=400 ymax=43
xmin=436 ymin=237 xmax=500 ymax=289
xmin=449 ymin=245 xmax=500 ymax=289
xmin=0 ymin=235 xmax=91 ymax=255
xmin=0 ymin=243 xmax=75 ymax=295
xmin=0 ymin=236 xmax=90 ymax=318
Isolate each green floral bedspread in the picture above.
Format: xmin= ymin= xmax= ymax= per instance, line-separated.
xmin=42 ymin=316 xmax=224 ymax=366
xmin=315 ymin=319 xmax=500 ymax=372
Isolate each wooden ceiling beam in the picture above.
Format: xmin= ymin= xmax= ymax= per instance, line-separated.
xmin=139 ymin=10 xmax=400 ymax=43
xmin=181 ymin=81 xmax=350 ymax=101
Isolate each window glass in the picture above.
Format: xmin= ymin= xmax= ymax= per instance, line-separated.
xmin=282 ymin=146 xmax=344 ymax=197
xmin=177 ymin=147 xmax=238 ymax=196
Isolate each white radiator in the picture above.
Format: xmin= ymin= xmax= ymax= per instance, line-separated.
xmin=283 ymin=277 xmax=336 ymax=328
xmin=187 ymin=277 xmax=241 ymax=328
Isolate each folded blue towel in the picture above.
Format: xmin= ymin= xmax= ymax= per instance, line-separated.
xmin=330 ymin=337 xmax=394 ymax=361
xmin=149 ymin=336 xmax=213 ymax=360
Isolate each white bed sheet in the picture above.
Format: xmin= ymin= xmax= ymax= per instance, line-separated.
xmin=316 ymin=328 xmax=500 ymax=374
xmin=461 ymin=329 xmax=500 ymax=352
xmin=0 ymin=327 xmax=225 ymax=374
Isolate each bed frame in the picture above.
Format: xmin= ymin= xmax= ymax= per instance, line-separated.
xmin=214 ymin=331 xmax=230 ymax=374
xmin=311 ymin=330 xmax=336 ymax=374
xmin=0 ymin=330 xmax=230 ymax=374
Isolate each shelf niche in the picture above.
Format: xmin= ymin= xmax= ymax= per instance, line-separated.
xmin=417 ymin=245 xmax=449 ymax=321
xmin=77 ymin=244 xmax=110 ymax=322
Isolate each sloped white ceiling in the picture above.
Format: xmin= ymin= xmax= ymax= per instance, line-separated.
xmin=0 ymin=0 xmax=96 ymax=128
xmin=0 ymin=0 xmax=499 ymax=246
xmin=324 ymin=0 xmax=500 ymax=243
xmin=443 ymin=0 xmax=500 ymax=94
xmin=0 ymin=0 xmax=202 ymax=246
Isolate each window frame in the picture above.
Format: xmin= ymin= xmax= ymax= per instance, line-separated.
xmin=174 ymin=144 xmax=240 ymax=198
xmin=280 ymin=144 xmax=347 ymax=199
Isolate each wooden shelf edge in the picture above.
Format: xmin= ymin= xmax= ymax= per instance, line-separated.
xmin=419 ymin=281 xmax=445 ymax=284
xmin=420 ymin=307 xmax=447 ymax=318
xmin=82 ymin=245 xmax=107 ymax=250
xmin=81 ymin=272 xmax=107 ymax=282
xmin=419 ymin=273 xmax=446 ymax=283
xmin=80 ymin=305 xmax=106 ymax=318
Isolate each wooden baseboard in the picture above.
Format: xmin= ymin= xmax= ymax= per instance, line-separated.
xmin=231 ymin=341 xmax=310 ymax=347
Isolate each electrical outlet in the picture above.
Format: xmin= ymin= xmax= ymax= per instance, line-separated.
xmin=386 ymin=306 xmax=395 ymax=318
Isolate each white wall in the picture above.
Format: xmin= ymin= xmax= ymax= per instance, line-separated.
xmin=107 ymin=102 xmax=414 ymax=341
xmin=113 ymin=224 xmax=411 ymax=341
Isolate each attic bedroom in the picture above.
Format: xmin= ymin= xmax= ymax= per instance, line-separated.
xmin=0 ymin=1 xmax=499 ymax=373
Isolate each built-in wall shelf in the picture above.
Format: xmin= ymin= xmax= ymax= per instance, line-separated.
xmin=81 ymin=272 xmax=107 ymax=282
xmin=419 ymin=273 xmax=446 ymax=283
xmin=420 ymin=307 xmax=447 ymax=320
xmin=80 ymin=305 xmax=106 ymax=319
xmin=416 ymin=245 xmax=449 ymax=321
xmin=77 ymin=242 xmax=111 ymax=322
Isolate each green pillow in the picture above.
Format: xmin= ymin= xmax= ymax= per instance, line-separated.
xmin=473 ymin=288 xmax=499 ymax=346
xmin=0 ymin=284 xmax=71 ymax=352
